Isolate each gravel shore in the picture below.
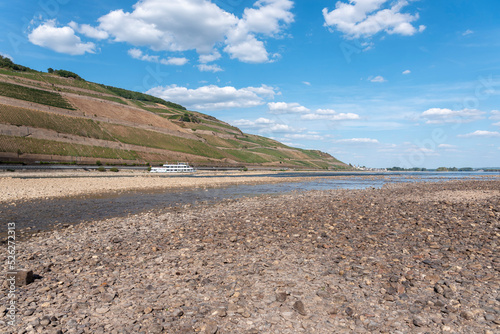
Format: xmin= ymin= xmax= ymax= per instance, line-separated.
xmin=1 ymin=180 xmax=499 ymax=333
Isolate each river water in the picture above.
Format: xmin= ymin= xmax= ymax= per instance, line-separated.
xmin=1 ymin=171 xmax=498 ymax=236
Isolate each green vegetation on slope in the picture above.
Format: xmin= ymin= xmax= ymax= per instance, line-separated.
xmin=98 ymin=85 xmax=186 ymax=110
xmin=0 ymin=135 xmax=140 ymax=160
xmin=0 ymin=82 xmax=74 ymax=110
xmin=49 ymin=68 xmax=83 ymax=80
xmin=101 ymin=123 xmax=226 ymax=159
xmin=0 ymin=55 xmax=34 ymax=72
xmin=223 ymin=150 xmax=269 ymax=164
xmin=0 ymin=105 xmax=114 ymax=140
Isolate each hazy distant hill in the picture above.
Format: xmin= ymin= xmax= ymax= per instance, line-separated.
xmin=0 ymin=56 xmax=348 ymax=169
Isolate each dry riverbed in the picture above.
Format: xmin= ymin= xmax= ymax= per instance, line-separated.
xmin=1 ymin=180 xmax=499 ymax=333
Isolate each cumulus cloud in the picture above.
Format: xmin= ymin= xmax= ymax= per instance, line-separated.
xmin=458 ymin=130 xmax=500 ymax=138
xmin=98 ymin=0 xmax=237 ymax=53
xmin=369 ymin=75 xmax=386 ymax=83
xmin=301 ymin=109 xmax=360 ymax=121
xmin=438 ymin=144 xmax=457 ymax=149
xmin=224 ymin=0 xmax=294 ymax=63
xmin=462 ymin=29 xmax=474 ymax=36
xmin=302 ymin=81 xmax=311 ymax=86
xmin=68 ymin=22 xmax=109 ymax=40
xmin=268 ymin=102 xmax=310 ymax=114
xmin=284 ymin=133 xmax=325 ymax=140
xmin=28 ymin=0 xmax=294 ymax=63
xmin=199 ymin=51 xmax=222 ymax=64
xmin=421 ymin=108 xmax=485 ymax=124
xmin=147 ymin=84 xmax=278 ymax=110
xmin=197 ymin=64 xmax=223 ymax=72
xmin=232 ymin=117 xmax=299 ymax=133
xmin=335 ymin=138 xmax=380 ymax=144
xmin=323 ymin=0 xmax=426 ymax=39
xmin=97 ymin=0 xmax=292 ymax=63
xmin=128 ymin=48 xmax=188 ymax=66
xmin=28 ymin=20 xmax=96 ymax=55
xmin=402 ymin=69 xmax=411 ymax=75
xmin=490 ymin=110 xmax=500 ymax=120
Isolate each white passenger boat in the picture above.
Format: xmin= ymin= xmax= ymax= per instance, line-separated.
xmin=150 ymin=162 xmax=195 ymax=173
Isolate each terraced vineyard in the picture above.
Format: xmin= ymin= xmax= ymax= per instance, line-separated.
xmin=0 ymin=135 xmax=140 ymax=161
xmin=0 ymin=63 xmax=349 ymax=169
xmin=0 ymin=81 xmax=74 ymax=109
xmin=0 ymin=105 xmax=113 ymax=140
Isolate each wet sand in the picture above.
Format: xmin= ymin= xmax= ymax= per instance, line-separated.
xmin=0 ymin=180 xmax=499 ymax=333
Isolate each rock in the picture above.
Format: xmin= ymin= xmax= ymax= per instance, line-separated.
xmin=293 ymin=300 xmax=307 ymax=316
xmin=213 ymin=307 xmax=227 ymax=318
xmin=40 ymin=316 xmax=51 ymax=326
xmin=345 ymin=307 xmax=354 ymax=317
xmin=413 ymin=316 xmax=426 ymax=327
xmin=203 ymin=320 xmax=218 ymax=334
xmin=276 ymin=292 xmax=287 ymax=303
xmin=95 ymin=307 xmax=109 ymax=314
xmin=460 ymin=310 xmax=474 ymax=320
xmin=148 ymin=323 xmax=164 ymax=333
xmin=8 ymin=270 xmax=34 ymax=286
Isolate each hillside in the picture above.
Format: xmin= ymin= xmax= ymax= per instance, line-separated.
xmin=0 ymin=57 xmax=348 ymax=170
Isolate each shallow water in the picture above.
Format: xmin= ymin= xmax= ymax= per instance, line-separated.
xmin=1 ymin=171 xmax=498 ymax=236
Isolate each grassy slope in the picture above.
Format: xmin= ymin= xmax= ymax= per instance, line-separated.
xmin=0 ymin=66 xmax=348 ymax=168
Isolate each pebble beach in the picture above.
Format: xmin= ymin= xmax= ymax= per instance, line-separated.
xmin=1 ymin=179 xmax=499 ymax=333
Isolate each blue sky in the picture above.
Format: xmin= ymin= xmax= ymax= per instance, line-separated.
xmin=1 ymin=0 xmax=499 ymax=168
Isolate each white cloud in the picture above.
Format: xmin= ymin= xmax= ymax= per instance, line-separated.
xmin=93 ymin=0 xmax=293 ymax=64
xmin=199 ymin=51 xmax=221 ymax=64
xmin=0 ymin=52 xmax=13 ymax=61
xmin=69 ymin=21 xmax=109 ymax=40
xmin=268 ymin=102 xmax=310 ymax=114
xmin=197 ymin=64 xmax=223 ymax=72
xmin=224 ymin=0 xmax=294 ymax=63
xmin=323 ymin=0 xmax=425 ymax=39
xmin=98 ymin=0 xmax=237 ymax=53
xmin=438 ymin=144 xmax=457 ymax=149
xmin=301 ymin=108 xmax=360 ymax=121
xmin=421 ymin=108 xmax=485 ymax=124
xmin=335 ymin=138 xmax=380 ymax=144
xmin=302 ymin=81 xmax=311 ymax=86
xmin=28 ymin=20 xmax=96 ymax=55
xmin=162 ymin=57 xmax=189 ymax=66
xmin=232 ymin=117 xmax=299 ymax=133
xmin=402 ymin=69 xmax=411 ymax=75
xmin=128 ymin=48 xmax=188 ymax=66
xmin=147 ymin=84 xmax=278 ymax=110
xmin=490 ymin=110 xmax=500 ymax=120
xmin=284 ymin=133 xmax=324 ymax=140
xmin=369 ymin=75 xmax=386 ymax=83
xmin=493 ymin=122 xmax=500 ymax=127
xmin=462 ymin=29 xmax=474 ymax=36
xmin=458 ymin=130 xmax=500 ymax=138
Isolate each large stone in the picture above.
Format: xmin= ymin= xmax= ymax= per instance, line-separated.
xmin=8 ymin=270 xmax=34 ymax=286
